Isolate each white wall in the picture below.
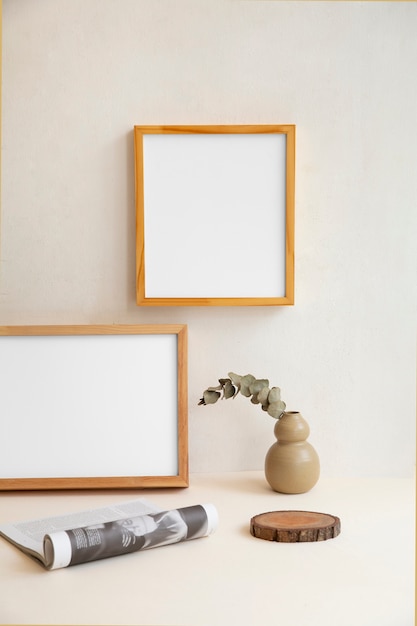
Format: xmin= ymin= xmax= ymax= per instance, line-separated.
xmin=1 ymin=0 xmax=416 ymax=478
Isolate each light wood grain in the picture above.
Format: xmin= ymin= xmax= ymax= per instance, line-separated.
xmin=134 ymin=124 xmax=295 ymax=307
xmin=0 ymin=325 xmax=188 ymax=491
xmin=0 ymin=324 xmax=186 ymax=336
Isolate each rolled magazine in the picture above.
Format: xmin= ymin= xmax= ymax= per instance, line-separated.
xmin=0 ymin=499 xmax=218 ymax=570
xmin=44 ymin=503 xmax=218 ymax=570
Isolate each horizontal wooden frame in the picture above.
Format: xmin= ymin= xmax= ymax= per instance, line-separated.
xmin=134 ymin=124 xmax=295 ymax=306
xmin=0 ymin=325 xmax=188 ymax=490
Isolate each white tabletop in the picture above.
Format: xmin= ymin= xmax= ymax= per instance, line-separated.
xmin=0 ymin=471 xmax=414 ymax=626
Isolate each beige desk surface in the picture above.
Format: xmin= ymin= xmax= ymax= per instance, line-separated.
xmin=0 ymin=471 xmax=414 ymax=626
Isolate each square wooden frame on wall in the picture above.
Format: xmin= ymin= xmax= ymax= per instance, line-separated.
xmin=134 ymin=125 xmax=295 ymax=306
xmin=0 ymin=324 xmax=188 ymax=490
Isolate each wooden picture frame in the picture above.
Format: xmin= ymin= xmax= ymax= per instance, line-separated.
xmin=134 ymin=124 xmax=295 ymax=306
xmin=0 ymin=325 xmax=188 ymax=490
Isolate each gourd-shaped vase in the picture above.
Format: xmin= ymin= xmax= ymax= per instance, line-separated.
xmin=264 ymin=411 xmax=320 ymax=494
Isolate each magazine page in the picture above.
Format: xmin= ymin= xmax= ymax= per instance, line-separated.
xmin=44 ymin=503 xmax=218 ymax=570
xmin=0 ymin=498 xmax=161 ymax=566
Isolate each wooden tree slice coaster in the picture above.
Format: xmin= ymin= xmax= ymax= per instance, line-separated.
xmin=250 ymin=510 xmax=341 ymax=543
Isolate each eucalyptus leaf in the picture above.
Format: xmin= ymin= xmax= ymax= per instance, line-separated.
xmin=249 ymin=379 xmax=269 ymax=395
xmin=223 ymin=381 xmax=236 ymax=399
xmin=267 ymin=400 xmax=286 ymax=419
xmin=257 ymin=386 xmax=270 ymax=406
xmin=203 ymin=389 xmax=221 ymax=405
xmin=268 ymin=387 xmax=282 ymax=404
xmin=240 ymin=374 xmax=256 ymax=397
xmin=228 ymin=372 xmax=242 ymax=387
xmin=199 ymin=372 xmax=287 ymax=422
xmin=249 ymin=379 xmax=269 ymax=405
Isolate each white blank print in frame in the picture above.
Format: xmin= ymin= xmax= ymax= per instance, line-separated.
xmin=0 ymin=324 xmax=188 ymax=490
xmin=134 ymin=125 xmax=295 ymax=306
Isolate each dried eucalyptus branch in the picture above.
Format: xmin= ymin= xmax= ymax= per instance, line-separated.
xmin=198 ymin=372 xmax=286 ymax=419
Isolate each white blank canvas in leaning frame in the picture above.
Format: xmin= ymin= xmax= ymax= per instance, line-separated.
xmin=134 ymin=125 xmax=295 ymax=306
xmin=0 ymin=325 xmax=188 ymax=490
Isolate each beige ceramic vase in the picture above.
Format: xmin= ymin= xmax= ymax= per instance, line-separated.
xmin=264 ymin=411 xmax=320 ymax=494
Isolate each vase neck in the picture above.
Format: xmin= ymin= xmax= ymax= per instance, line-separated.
xmin=274 ymin=411 xmax=309 ymax=442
